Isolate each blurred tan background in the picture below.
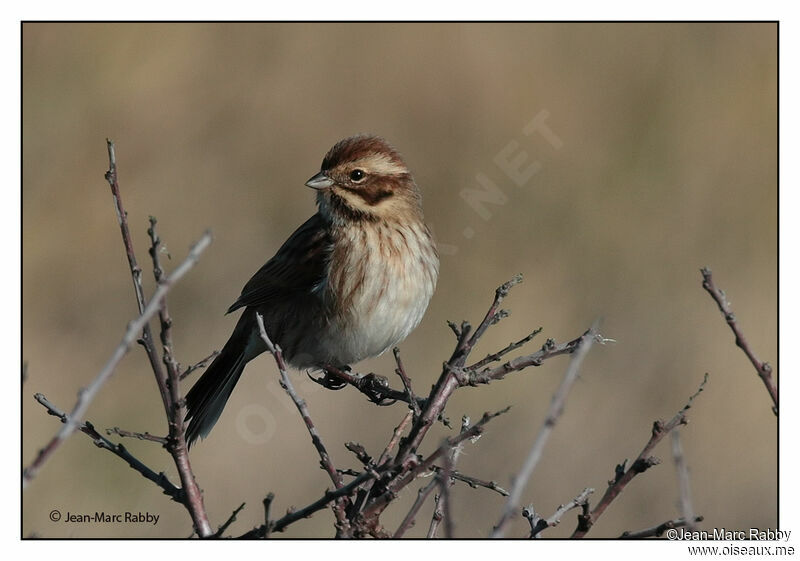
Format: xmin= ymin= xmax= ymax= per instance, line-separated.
xmin=22 ymin=23 xmax=777 ymax=538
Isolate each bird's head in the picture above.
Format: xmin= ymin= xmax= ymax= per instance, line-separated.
xmin=306 ymin=135 xmax=423 ymax=224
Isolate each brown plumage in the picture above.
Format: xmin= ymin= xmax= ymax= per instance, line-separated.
xmin=185 ymin=135 xmax=439 ymax=446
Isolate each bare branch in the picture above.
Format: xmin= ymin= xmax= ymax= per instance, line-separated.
xmin=395 ymin=276 xmax=527 ymax=465
xmin=255 ymin=313 xmax=349 ymax=533
xmin=431 ymin=467 xmax=509 ymax=497
xmin=180 ymin=350 xmax=220 ymax=381
xmin=214 ymin=502 xmax=246 ymax=537
xmin=238 ymin=470 xmax=377 ymax=537
xmin=571 ymin=374 xmax=709 ymax=538
xmin=22 ymin=229 xmax=212 ymax=490
xmin=106 ymin=427 xmax=168 ymax=445
xmin=262 ymin=493 xmax=274 ymax=539
xmin=701 ymin=267 xmax=777 ymax=415
xmin=466 ymin=333 xmax=589 ymax=385
xmin=527 ymin=487 xmax=595 ymax=538
xmin=27 ymin=140 xmax=215 ymax=536
xmin=466 ymin=273 xmax=523 ymax=349
xmin=104 ymin=140 xmax=173 ymax=420
xmin=361 ymin=408 xmax=510 ymax=521
xmin=437 ymin=449 xmax=455 ymax=538
xmin=393 ymin=348 xmax=421 ymax=418
xmin=427 ymin=493 xmax=444 ymax=538
xmin=522 ymin=505 xmax=546 ymax=538
xmin=145 ymin=216 xmax=213 ymax=538
xmin=467 ymin=327 xmax=543 ymax=371
xmin=31 ymin=393 xmax=182 ymax=500
xmin=671 ymin=429 xmax=698 ymax=532
xmin=394 ymin=478 xmax=438 ymax=538
xmin=376 ymin=410 xmax=413 ymax=468
xmin=544 ymin=487 xmax=594 ymax=529
xmin=491 ymin=326 xmax=598 ymax=538
xmin=620 ymin=516 xmax=704 ymax=539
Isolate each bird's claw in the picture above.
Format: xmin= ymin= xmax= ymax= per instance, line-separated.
xmin=358 ymin=373 xmax=396 ymax=406
xmin=308 ymin=370 xmax=348 ymax=390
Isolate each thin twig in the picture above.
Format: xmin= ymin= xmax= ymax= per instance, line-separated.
xmin=180 ymin=350 xmax=220 ymax=381
xmin=572 ymin=374 xmax=709 ymax=538
xmin=468 ymin=327 xmax=543 ymax=371
xmin=672 ymin=430 xmax=698 ymax=532
xmin=430 ymin=468 xmax=509 ymax=496
xmin=394 ymin=478 xmax=438 ymax=538
xmin=146 ymin=208 xmax=211 ymax=539
xmin=438 ymin=449 xmax=455 ymax=538
xmin=427 ymin=493 xmax=443 ymax=538
xmin=446 ymin=321 xmax=462 ymax=339
xmin=262 ymin=493 xmax=274 ymax=539
xmin=92 ymin=141 xmax=211 ymax=536
xmin=149 ymin=215 xmax=182 ymax=388
xmin=22 ymin=229 xmax=212 ymax=490
xmin=361 ymin=408 xmax=510 ymax=521
xmin=393 ymin=348 xmax=421 ymax=418
xmin=528 ymin=487 xmax=595 ymax=538
xmin=256 ymin=314 xmax=344 ymax=490
xmin=214 ymin=502 xmax=246 ymax=537
xmin=544 ymin=487 xmax=595 ymax=530
xmin=348 ymin=410 xmax=414 ymax=518
xmin=377 ymin=410 xmax=413 ymax=468
xmin=106 ymin=427 xmax=168 ymax=445
xmin=466 ymin=273 xmax=523 ymax=350
xmin=394 ymin=276 xmax=525 ymax=466
xmin=238 ymin=470 xmax=376 ymax=537
xmin=620 ymin=516 xmax=704 ymax=539
xmin=522 ymin=505 xmax=546 ymax=538
xmin=103 ymin=140 xmax=174 ymax=423
xmin=433 ymin=415 xmax=471 ymax=538
xmin=255 ymin=313 xmax=349 ymax=533
xmin=345 ymin=442 xmax=371 ymax=467
xmin=491 ymin=325 xmax=599 ymax=538
xmin=31 ymin=393 xmax=182 ymax=500
xmin=466 ymin=333 xmax=589 ymax=384
xmin=701 ymin=267 xmax=777 ymax=415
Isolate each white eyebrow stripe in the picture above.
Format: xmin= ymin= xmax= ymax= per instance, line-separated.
xmin=351 ymin=154 xmax=407 ymax=176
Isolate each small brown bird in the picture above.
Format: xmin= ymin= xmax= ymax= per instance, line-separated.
xmin=185 ymin=135 xmax=439 ymax=446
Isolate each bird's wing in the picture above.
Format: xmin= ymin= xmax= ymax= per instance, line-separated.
xmin=226 ymin=213 xmax=331 ymax=313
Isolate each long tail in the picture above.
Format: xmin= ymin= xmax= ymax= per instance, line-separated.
xmin=185 ymin=312 xmax=255 ymax=447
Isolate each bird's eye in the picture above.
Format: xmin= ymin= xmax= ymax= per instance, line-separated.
xmin=349 ymin=169 xmax=365 ymax=182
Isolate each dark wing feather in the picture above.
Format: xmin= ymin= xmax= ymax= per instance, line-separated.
xmin=227 ymin=213 xmax=330 ymax=313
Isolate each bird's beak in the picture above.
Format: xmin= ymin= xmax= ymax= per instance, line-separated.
xmin=305 ymin=171 xmax=335 ymax=190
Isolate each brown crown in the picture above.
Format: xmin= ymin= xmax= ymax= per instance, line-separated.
xmin=321 ymin=135 xmax=405 ymax=172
